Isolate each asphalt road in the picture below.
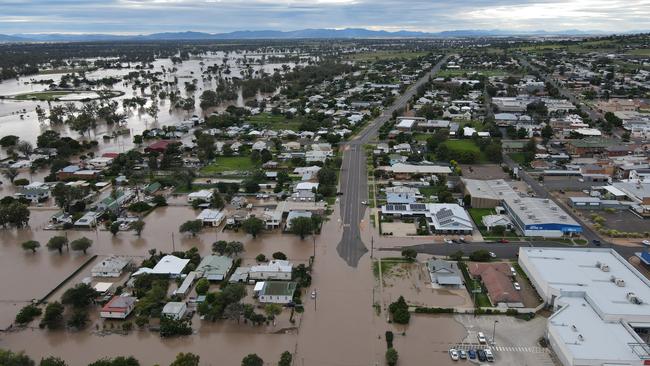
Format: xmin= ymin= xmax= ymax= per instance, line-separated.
xmin=387 ymin=239 xmax=641 ymax=261
xmin=336 ymin=54 xmax=450 ymax=267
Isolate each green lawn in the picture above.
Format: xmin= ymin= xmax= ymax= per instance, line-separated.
xmin=442 ymin=139 xmax=488 ymax=163
xmin=348 ymin=51 xmax=428 ymax=62
xmin=468 ymin=208 xmax=495 ymax=227
xmin=14 ymin=91 xmax=73 ymax=101
xmin=247 ymin=113 xmax=303 ymax=131
xmin=508 ymin=152 xmax=528 ymax=166
xmin=200 ymin=156 xmax=257 ymax=174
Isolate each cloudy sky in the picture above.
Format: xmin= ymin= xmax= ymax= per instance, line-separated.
xmin=1 ymin=0 xmax=649 ymax=34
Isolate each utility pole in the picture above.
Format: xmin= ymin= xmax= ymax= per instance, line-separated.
xmin=371 ymin=235 xmax=374 ymax=259
xmin=492 ymin=320 xmax=499 ymax=346
xmin=171 ymin=232 xmax=175 ymax=252
xmin=312 ymin=234 xmax=316 ymax=258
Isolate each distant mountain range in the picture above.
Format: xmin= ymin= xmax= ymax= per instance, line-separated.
xmin=0 ymin=28 xmax=616 ymax=43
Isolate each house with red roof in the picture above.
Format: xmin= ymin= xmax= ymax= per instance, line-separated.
xmin=100 ymin=296 xmax=136 ymax=319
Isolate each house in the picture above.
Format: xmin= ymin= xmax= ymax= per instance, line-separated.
xmin=286 ymin=210 xmax=312 ymax=230
xmin=188 ymin=189 xmax=213 ymax=203
xmin=229 ymin=267 xmax=250 ymax=283
xmin=250 ymin=260 xmax=293 ymax=280
xmin=469 ymin=262 xmax=522 ymax=306
xmin=161 ymin=302 xmax=187 ymax=320
xmin=283 ymin=141 xmax=302 ymax=151
xmin=380 ymin=163 xmax=452 ymax=180
xmin=196 ymin=209 xmax=224 ymax=227
xmin=133 ymin=255 xmax=189 ymax=278
xmin=251 ymin=140 xmax=268 ymax=151
xmin=91 ymin=256 xmax=130 ymax=277
xmin=254 ymin=281 xmax=297 ymax=304
xmin=305 ymin=150 xmax=329 ymax=163
xmin=100 ymin=296 xmax=137 ymax=319
xmin=395 ymin=118 xmax=418 ymax=131
xmin=173 ymin=271 xmax=198 ymax=297
xmin=292 ymin=182 xmax=319 ymax=201
xmin=145 ymin=140 xmax=178 ymax=154
xmin=427 ymin=259 xmax=463 ymax=287
xmin=74 ymin=211 xmax=100 ymax=228
xmin=16 ymin=186 xmax=50 ymax=203
xmin=392 ymin=143 xmax=411 ymax=153
xmin=196 ymin=255 xmax=234 ymax=281
xmin=386 ymin=192 xmax=417 ymax=205
xmin=293 ymin=166 xmax=321 ymax=181
xmin=381 ymin=203 xmax=473 ymax=234
xmin=262 ymin=209 xmax=282 ymax=229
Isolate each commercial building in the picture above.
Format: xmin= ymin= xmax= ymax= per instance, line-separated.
xmin=519 ymin=247 xmax=650 ymax=366
xmin=461 ymin=178 xmax=518 ymax=208
xmin=502 ymin=196 xmax=582 ymax=237
xmin=381 ymin=203 xmax=473 ymax=234
xmin=379 ymin=163 xmax=452 ymax=180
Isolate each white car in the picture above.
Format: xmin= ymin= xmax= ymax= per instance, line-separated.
xmin=361 ymin=201 xmax=367 ymax=205
xmin=489 ymin=252 xmax=497 ymax=258
xmin=513 ymin=282 xmax=521 ymax=291
xmin=444 ymin=238 xmax=453 ymax=244
xmin=642 ymin=240 xmax=650 ymax=246
xmin=449 ymin=349 xmax=460 ymax=361
xmin=459 ymin=350 xmax=467 ymax=359
xmin=477 ymin=332 xmax=487 ymax=344
xmin=310 ymin=290 xmax=317 ymax=299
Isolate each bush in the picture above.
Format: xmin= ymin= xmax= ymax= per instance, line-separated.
xmin=255 ymin=254 xmax=267 ymax=262
xmin=413 ymin=307 xmax=454 ymax=314
xmin=385 ymin=331 xmax=394 ymax=348
xmin=151 ymin=195 xmax=167 ymax=207
xmin=272 ymin=252 xmax=287 ymax=260
xmin=385 ymin=348 xmax=398 ymax=366
xmin=13 ymin=178 xmax=29 ymax=186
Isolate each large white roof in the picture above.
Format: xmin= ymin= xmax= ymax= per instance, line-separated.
xmin=151 ymin=255 xmax=189 ymax=275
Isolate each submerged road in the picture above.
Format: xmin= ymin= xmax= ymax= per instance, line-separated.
xmin=336 ymin=54 xmax=450 ymax=267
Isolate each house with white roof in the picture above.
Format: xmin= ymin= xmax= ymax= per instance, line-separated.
xmin=250 ymin=260 xmax=293 ymax=280
xmin=188 ymin=189 xmax=213 ymax=203
xmin=133 ymin=255 xmax=189 ymax=278
xmin=381 ymin=203 xmax=473 ymax=234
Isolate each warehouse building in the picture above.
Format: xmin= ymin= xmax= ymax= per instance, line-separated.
xmin=502 ymin=196 xmax=582 ymax=237
xmin=519 ymin=247 xmax=650 ymax=366
xmin=461 ymin=178 xmax=518 ymax=208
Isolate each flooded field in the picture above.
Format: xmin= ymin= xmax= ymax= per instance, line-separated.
xmin=0 ymin=51 xmax=302 ymax=157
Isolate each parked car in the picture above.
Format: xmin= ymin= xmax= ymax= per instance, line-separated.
xmin=444 ymin=238 xmax=453 ymax=244
xmin=449 ymin=349 xmax=459 ymax=361
xmin=499 ymin=239 xmax=509 ymax=243
xmin=477 ymin=349 xmax=487 ymax=362
xmin=489 ymin=252 xmax=497 ymax=258
xmin=592 ymin=239 xmax=601 ymax=246
xmin=467 ymin=349 xmax=477 ymax=359
xmin=484 ymin=348 xmax=495 ymax=362
xmin=513 ymin=282 xmax=521 ymax=291
xmin=642 ymin=240 xmax=650 ymax=246
xmin=477 ymin=332 xmax=487 ymax=344
xmin=310 ymin=290 xmax=316 ymax=299
xmin=459 ymin=350 xmax=467 ymax=359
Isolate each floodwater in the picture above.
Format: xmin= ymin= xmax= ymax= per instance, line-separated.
xmin=0 ymin=51 xmax=301 ymax=157
xmin=0 ymin=198 xmax=468 ymax=365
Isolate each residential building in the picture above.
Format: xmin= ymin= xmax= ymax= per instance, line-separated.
xmin=161 ymin=302 xmax=187 ymax=320
xmin=381 ymin=203 xmax=473 ymax=234
xmin=427 ymin=259 xmax=463 ymax=287
xmin=100 ymin=296 xmax=137 ymax=319
xmin=380 ymin=163 xmax=452 ymax=180
xmin=133 ymin=255 xmax=189 ymax=278
xmin=196 ymin=255 xmax=234 ymax=281
xmin=196 ymin=209 xmax=224 ymax=227
xmin=250 ymin=260 xmax=293 ymax=281
xmin=91 ymin=256 xmax=130 ymax=278
xmin=188 ymin=190 xmax=213 ymax=203
xmin=254 ymin=281 xmax=297 ymax=304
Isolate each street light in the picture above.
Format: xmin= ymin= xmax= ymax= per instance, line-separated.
xmin=492 ymin=320 xmax=499 ymax=346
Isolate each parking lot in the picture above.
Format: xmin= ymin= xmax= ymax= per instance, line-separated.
xmin=453 ymin=314 xmax=558 ymax=366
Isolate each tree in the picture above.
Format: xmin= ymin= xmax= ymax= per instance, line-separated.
xmin=88 ymin=357 xmax=140 ymax=366
xmin=541 ymin=124 xmax=554 ymax=140
xmin=62 ymin=283 xmax=97 ymax=308
xmin=15 ymin=304 xmax=42 ymax=325
xmin=0 ymin=201 xmax=30 ymax=228
xmin=264 ymin=303 xmax=282 ymax=320
xmin=388 ymin=296 xmax=410 ymax=324
xmin=195 ymin=278 xmax=209 ymax=295
xmin=17 ymin=141 xmax=34 ymax=157
xmin=241 ymin=354 xmax=263 ymax=366
xmin=225 ymin=241 xmax=244 ymax=257
xmin=169 ymin=353 xmax=200 ymax=366
xmin=317 ymin=167 xmax=337 ymax=186
xmin=51 ymin=183 xmax=84 ymax=213
xmin=40 ymin=301 xmax=64 ymax=329
xmin=469 ymin=250 xmax=492 ymax=262
xmin=242 ymin=217 xmax=264 ymax=238
xmin=212 ymin=240 xmax=227 ymax=255
xmin=289 ymin=216 xmax=313 ymax=239
xmin=3 ymin=168 xmax=19 ymax=183
xmin=46 ymin=236 xmax=68 ymax=254
xmin=40 ymin=357 xmax=67 ymax=366
xmin=110 ymin=221 xmax=121 ymax=236
xmin=21 ymin=240 xmax=40 ymax=253
xmin=386 ymin=348 xmax=399 ymax=366
xmin=67 ymin=308 xmax=89 ymax=329
xmin=70 ymin=237 xmax=92 ymax=254
xmin=278 ymin=351 xmax=292 ymax=366
xmin=272 ymin=252 xmax=287 ymax=260
xmin=490 ymin=225 xmax=506 ymax=236
xmin=223 ymin=302 xmax=244 ymax=323
xmin=0 ymin=349 xmax=34 ymax=366
xmin=401 ymin=248 xmax=417 ymax=262
xmin=256 ymin=254 xmax=267 ymax=262
xmin=179 ymin=220 xmax=203 ymax=236
xmin=159 ymin=316 xmax=192 ymax=337
xmin=211 ymin=190 xmax=225 ymax=209
xmin=130 ymin=220 xmax=145 ymax=236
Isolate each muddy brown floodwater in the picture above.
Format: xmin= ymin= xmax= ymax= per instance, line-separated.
xmin=0 ymin=203 xmax=468 ymax=365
